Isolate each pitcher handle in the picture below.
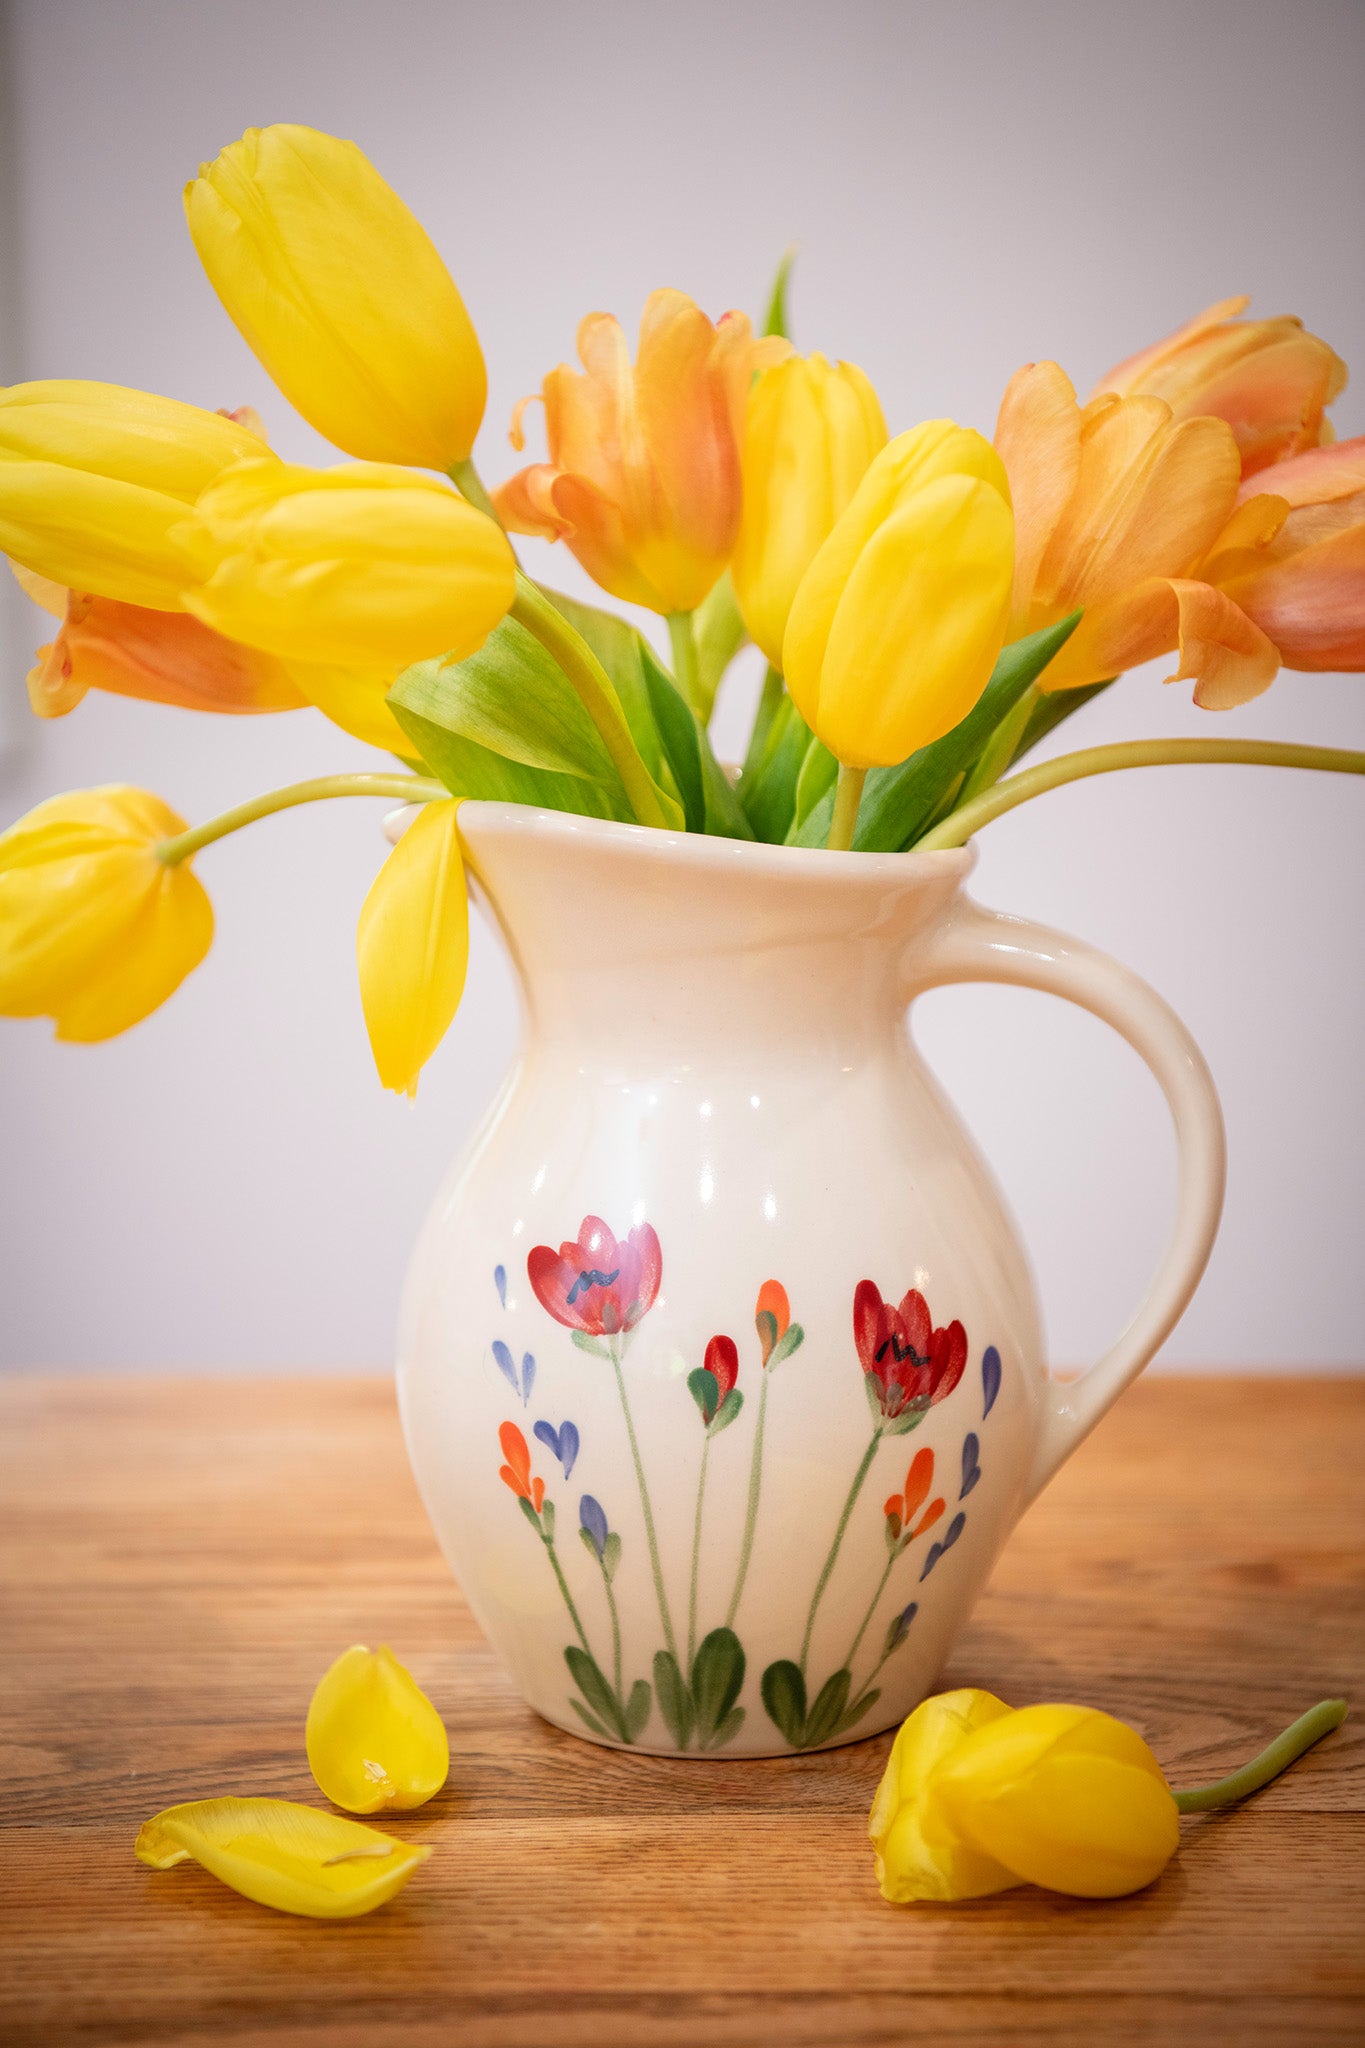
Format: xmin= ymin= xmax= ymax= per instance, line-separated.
xmin=907 ymin=894 xmax=1226 ymax=1503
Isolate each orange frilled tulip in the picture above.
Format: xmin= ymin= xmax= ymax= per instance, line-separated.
xmin=1210 ymin=436 xmax=1365 ymax=675
xmin=1093 ymin=296 xmax=1347 ymax=480
xmin=494 ymin=289 xmax=790 ymax=616
xmin=995 ymin=360 xmax=1282 ymax=708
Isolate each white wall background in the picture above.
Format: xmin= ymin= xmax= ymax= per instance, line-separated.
xmin=1 ymin=0 xmax=1361 ymax=1371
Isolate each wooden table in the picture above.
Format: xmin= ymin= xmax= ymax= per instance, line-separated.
xmin=1 ymin=1375 xmax=1361 ymax=2047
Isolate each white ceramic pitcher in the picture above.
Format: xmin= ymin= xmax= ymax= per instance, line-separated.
xmin=397 ymin=802 xmax=1225 ymax=1757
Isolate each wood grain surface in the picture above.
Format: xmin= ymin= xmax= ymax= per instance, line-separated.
xmin=1 ymin=1373 xmax=1361 ymax=2048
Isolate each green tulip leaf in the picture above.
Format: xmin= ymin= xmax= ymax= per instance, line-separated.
xmin=692 ymin=571 xmax=750 ymax=723
xmin=739 ymin=692 xmax=818 ymax=842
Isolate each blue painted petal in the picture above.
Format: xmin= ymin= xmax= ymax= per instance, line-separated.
xmin=520 ymin=1352 xmax=537 ymax=1406
xmin=579 ymin=1493 xmax=608 ymax=1559
xmin=533 ymin=1418 xmax=561 ymax=1460
xmin=959 ymin=1432 xmax=981 ymax=1499
xmin=893 ymin=1600 xmax=918 ymax=1647
xmin=942 ymin=1511 xmax=965 ymax=1550
xmin=981 ymin=1346 xmax=1001 ymax=1419
xmin=492 ymin=1340 xmax=519 ymax=1394
xmin=494 ymin=1264 xmax=507 ymax=1308
xmin=919 ymin=1542 xmax=944 ymax=1582
xmin=559 ymin=1420 xmax=580 ymax=1480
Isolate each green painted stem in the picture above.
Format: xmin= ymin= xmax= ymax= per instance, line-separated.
xmin=827 ymin=763 xmax=867 ymax=851
xmin=1173 ymin=1699 xmax=1348 ymax=1813
xmin=916 ymin=739 xmax=1365 ymax=851
xmin=844 ymin=1548 xmax=896 ymax=1676
xmin=611 ymin=1349 xmax=679 ymax=1665
xmin=799 ymin=1426 xmax=883 ymax=1676
xmin=687 ymin=1433 xmax=712 ymax=1672
xmin=726 ymin=1371 xmax=770 ymax=1629
xmin=601 ymin=1563 xmax=624 ymax=1704
xmin=667 ymin=610 xmax=703 ymax=719
xmin=510 ymin=578 xmax=671 ymax=829
xmin=544 ymin=1534 xmax=592 ymax=1658
xmin=155 ymin=773 xmax=448 ymax=867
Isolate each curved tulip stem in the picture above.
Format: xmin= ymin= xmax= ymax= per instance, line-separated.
xmin=154 ymin=773 xmax=449 ymax=867
xmin=1173 ymin=1699 xmax=1348 ymax=1813
xmin=447 ymin=457 xmax=501 ymax=525
xmin=726 ymin=1371 xmax=770 ymax=1630
xmin=667 ymin=611 xmax=703 ymax=719
xmin=799 ymin=1425 xmax=883 ymax=1676
xmin=827 ymin=763 xmax=867 ymax=851
xmin=916 ymin=739 xmax=1365 ymax=851
xmin=687 ymin=1433 xmax=713 ymax=1672
xmin=610 ymin=1347 xmax=679 ymax=1666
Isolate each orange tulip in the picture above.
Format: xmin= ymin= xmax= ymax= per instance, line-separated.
xmin=1093 ymin=296 xmax=1347 ymax=479
xmin=494 ymin=289 xmax=789 ymax=615
xmin=24 ymin=585 xmax=308 ymax=719
xmin=1209 ymin=436 xmax=1365 ymax=674
xmin=995 ymin=360 xmax=1281 ymax=707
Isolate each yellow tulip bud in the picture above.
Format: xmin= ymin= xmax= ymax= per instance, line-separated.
xmin=306 ymin=1645 xmax=450 ymax=1814
xmin=869 ymin=1688 xmax=1020 ymax=1903
xmin=136 ymin=1797 xmax=430 ymax=1918
xmin=932 ymin=1702 xmax=1181 ymax=1898
xmin=783 ymin=421 xmax=1014 ymax=768
xmin=0 ymin=786 xmax=211 ymax=1042
xmin=0 ymin=380 xmax=269 ymax=609
xmin=186 ymin=124 xmax=487 ymax=470
xmin=356 ymin=800 xmax=468 ymax=1097
xmin=732 ymin=352 xmax=887 ymax=668
xmin=182 ymin=458 xmax=515 ymax=670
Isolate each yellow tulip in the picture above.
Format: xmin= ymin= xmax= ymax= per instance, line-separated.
xmin=356 ymin=799 xmax=467 ymax=1096
xmin=0 ymin=379 xmax=269 ymax=609
xmin=306 ymin=1645 xmax=450 ymax=1813
xmin=869 ymin=1688 xmax=1020 ymax=1903
xmin=933 ymin=1702 xmax=1181 ymax=1898
xmin=0 ymin=786 xmax=212 ymax=1042
xmin=136 ymin=1797 xmax=429 ymax=1918
xmin=783 ymin=421 xmax=1014 ymax=767
xmin=186 ymin=124 xmax=486 ymax=470
xmin=731 ymin=352 xmax=888 ymax=668
xmin=182 ymin=458 xmax=515 ymax=670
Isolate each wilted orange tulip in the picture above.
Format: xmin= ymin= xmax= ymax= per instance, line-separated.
xmin=24 ymin=584 xmax=309 ymax=719
xmin=1210 ymin=436 xmax=1365 ymax=674
xmin=995 ymin=360 xmax=1282 ymax=707
xmin=494 ymin=289 xmax=789 ymax=616
xmin=1094 ymin=296 xmax=1347 ymax=479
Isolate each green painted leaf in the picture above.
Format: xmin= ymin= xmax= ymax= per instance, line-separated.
xmin=602 ymin=1530 xmax=622 ymax=1584
xmin=688 ymin=1366 xmax=720 ymax=1427
xmin=540 ymin=1499 xmax=555 ymax=1541
xmin=623 ymin=1678 xmax=653 ymax=1744
xmin=693 ymin=571 xmax=749 ymax=721
xmin=653 ymin=1649 xmax=695 ymax=1750
xmin=792 ymin=612 xmax=1084 ymax=851
xmin=832 ymin=1688 xmax=882 ymax=1737
xmin=707 ymin=1705 xmax=746 ymax=1750
xmin=564 ymin=1646 xmax=624 ymax=1740
xmin=691 ymin=1628 xmax=747 ymax=1746
xmin=390 ymin=703 xmax=627 ymax=818
xmin=803 ymin=1667 xmax=853 ymax=1748
xmin=755 ymin=1309 xmax=779 ymax=1361
xmin=884 ymin=1403 xmax=930 ymax=1438
xmin=708 ymin=1387 xmax=745 ymax=1437
xmin=767 ymin=1323 xmax=805 ymax=1369
xmin=572 ymin=1330 xmax=611 ymax=1358
xmin=760 ymin=1659 xmax=807 ymax=1747
xmin=578 ymin=1525 xmax=602 ymax=1565
xmin=863 ymin=1374 xmax=887 ymax=1426
xmin=518 ymin=1495 xmax=544 ymax=1536
xmin=569 ymin=1699 xmax=614 ymax=1741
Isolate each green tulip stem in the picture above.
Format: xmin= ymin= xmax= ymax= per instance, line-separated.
xmin=687 ymin=1432 xmax=713 ymax=1673
xmin=958 ymin=684 xmax=1040 ymax=805
xmin=827 ymin=763 xmax=868 ymax=851
xmin=800 ymin=1425 xmax=883 ymax=1676
xmin=742 ymin=666 xmax=786 ymax=783
xmin=916 ymin=739 xmax=1365 ymax=851
xmin=511 ymin=577 xmax=672 ymax=829
xmin=726 ymin=1370 xmax=771 ymax=1630
xmin=447 ymin=456 xmax=501 ymax=525
xmin=154 ymin=773 xmax=449 ymax=867
xmin=667 ymin=610 xmax=703 ymax=718
xmin=1173 ymin=1699 xmax=1348 ymax=1814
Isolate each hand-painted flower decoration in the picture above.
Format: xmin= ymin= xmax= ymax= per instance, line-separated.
xmin=527 ymin=1214 xmax=662 ymax=1339
xmin=755 ymin=1278 xmax=805 ymax=1369
xmin=854 ymin=1280 xmax=967 ymax=1424
xmin=883 ymin=1446 xmax=946 ymax=1547
xmin=497 ymin=1421 xmax=545 ymax=1514
xmin=687 ymin=1333 xmax=742 ymax=1430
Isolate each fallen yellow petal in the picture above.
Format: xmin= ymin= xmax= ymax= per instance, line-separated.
xmin=306 ymin=1644 xmax=450 ymax=1814
xmin=135 ymin=1796 xmax=429 ymax=1917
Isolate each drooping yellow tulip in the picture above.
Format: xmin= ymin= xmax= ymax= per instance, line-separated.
xmin=782 ymin=421 xmax=1014 ymax=767
xmin=136 ymin=1797 xmax=430 ymax=1918
xmin=0 ymin=786 xmax=212 ymax=1041
xmin=869 ymin=1688 xmax=1020 ymax=1903
xmin=307 ymin=1645 xmax=450 ymax=1813
xmin=182 ymin=458 xmax=516 ymax=670
xmin=356 ymin=799 xmax=467 ymax=1096
xmin=494 ymin=289 xmax=790 ymax=615
xmin=0 ymin=380 xmax=270 ymax=609
xmin=731 ymin=352 xmax=887 ymax=668
xmin=186 ymin=124 xmax=486 ymax=471
xmin=995 ymin=360 xmax=1283 ymax=707
xmin=932 ymin=1703 xmax=1181 ymax=1898
xmin=1094 ymin=296 xmax=1348 ymax=479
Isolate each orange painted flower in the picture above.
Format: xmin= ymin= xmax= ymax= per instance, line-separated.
xmin=1093 ymin=297 xmax=1347 ymax=479
xmin=498 ymin=1422 xmax=545 ymax=1513
xmin=1208 ymin=436 xmax=1365 ymax=675
xmin=883 ymin=1447 xmax=945 ymax=1546
xmin=494 ymin=289 xmax=789 ymax=615
xmin=995 ymin=360 xmax=1282 ymax=707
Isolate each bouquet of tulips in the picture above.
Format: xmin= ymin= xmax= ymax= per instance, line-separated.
xmin=2 ymin=123 xmax=1361 ymax=1092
